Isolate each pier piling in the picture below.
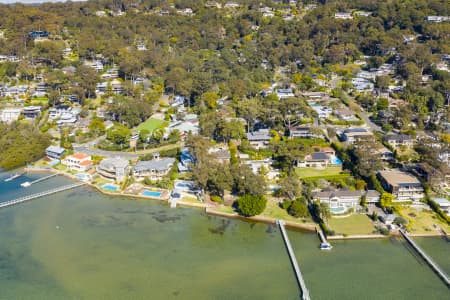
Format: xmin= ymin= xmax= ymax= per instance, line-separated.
xmin=400 ymin=229 xmax=450 ymax=287
xmin=277 ymin=220 xmax=311 ymax=300
xmin=0 ymin=183 xmax=86 ymax=209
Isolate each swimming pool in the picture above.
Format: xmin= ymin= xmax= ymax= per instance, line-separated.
xmin=330 ymin=206 xmax=347 ymax=214
xmin=142 ymin=190 xmax=162 ymax=197
xmin=330 ymin=156 xmax=343 ymax=165
xmin=102 ymin=184 xmax=118 ymax=192
xmin=174 ymin=182 xmax=192 ymax=190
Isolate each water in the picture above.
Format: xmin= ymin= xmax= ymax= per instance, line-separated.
xmin=415 ymin=236 xmax=450 ymax=275
xmin=289 ymin=234 xmax=450 ymax=300
xmin=0 ymin=170 xmax=448 ymax=299
xmin=142 ymin=190 xmax=162 ymax=197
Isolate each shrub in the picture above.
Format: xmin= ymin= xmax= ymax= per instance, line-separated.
xmin=236 ymin=194 xmax=267 ymax=217
xmin=288 ymin=200 xmax=309 ymax=218
xmin=210 ymin=195 xmax=222 ymax=203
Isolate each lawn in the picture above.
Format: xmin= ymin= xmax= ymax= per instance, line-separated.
xmin=181 ymin=195 xmax=202 ymax=204
xmin=398 ymin=207 xmax=450 ymax=234
xmin=261 ymin=199 xmax=313 ymax=223
xmin=135 ymin=118 xmax=168 ymax=132
xmin=296 ymin=166 xmax=343 ymax=179
xmin=328 ymin=214 xmax=376 ymax=235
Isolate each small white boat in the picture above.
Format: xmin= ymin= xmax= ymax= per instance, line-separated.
xmin=4 ymin=173 xmax=23 ymax=182
xmin=20 ymin=181 xmax=31 ymax=187
xmin=320 ymin=242 xmax=333 ymax=250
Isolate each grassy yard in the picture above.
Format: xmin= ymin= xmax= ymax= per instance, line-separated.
xmin=296 ymin=166 xmax=343 ymax=179
xmin=261 ymin=199 xmax=313 ymax=223
xmin=181 ymin=195 xmax=202 ymax=204
xmin=328 ymin=214 xmax=376 ymax=235
xmin=135 ymin=118 xmax=168 ymax=132
xmin=398 ymin=207 xmax=450 ymax=234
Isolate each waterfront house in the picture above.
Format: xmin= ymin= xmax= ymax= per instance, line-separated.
xmin=247 ymin=128 xmax=271 ymax=149
xmin=62 ymin=153 xmax=93 ymax=172
xmin=312 ymin=189 xmax=364 ymax=213
xmin=97 ymin=157 xmax=130 ymax=182
xmin=46 ymin=146 xmax=66 ymax=160
xmin=377 ymin=170 xmax=424 ymax=201
xmin=341 ymin=128 xmax=374 ymax=144
xmin=383 ymin=134 xmax=414 ymax=149
xmin=365 ymin=190 xmax=381 ymax=204
xmin=133 ymin=157 xmax=176 ymax=180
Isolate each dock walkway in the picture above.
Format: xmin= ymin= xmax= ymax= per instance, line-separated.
xmin=400 ymin=229 xmax=449 ymax=287
xmin=277 ymin=220 xmax=311 ymax=300
xmin=22 ymin=173 xmax=59 ymax=187
xmin=0 ymin=183 xmax=86 ymax=209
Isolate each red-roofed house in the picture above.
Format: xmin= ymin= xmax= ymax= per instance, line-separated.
xmin=62 ymin=153 xmax=93 ymax=171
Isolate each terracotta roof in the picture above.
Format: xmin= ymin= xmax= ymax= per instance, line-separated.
xmin=79 ymin=160 xmax=93 ymax=166
xmin=72 ymin=153 xmax=89 ymax=159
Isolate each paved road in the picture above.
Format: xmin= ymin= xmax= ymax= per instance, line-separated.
xmin=73 ymin=142 xmax=182 ymax=159
xmin=345 ymin=93 xmax=383 ymax=133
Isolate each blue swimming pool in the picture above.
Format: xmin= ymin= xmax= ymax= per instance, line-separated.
xmin=330 ymin=156 xmax=343 ymax=165
xmin=102 ymin=184 xmax=118 ymax=191
xmin=330 ymin=206 xmax=347 ymax=214
xmin=142 ymin=190 xmax=162 ymax=197
xmin=174 ymin=182 xmax=192 ymax=190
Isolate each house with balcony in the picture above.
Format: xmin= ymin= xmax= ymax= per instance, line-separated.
xmin=97 ymin=157 xmax=130 ymax=182
xmin=312 ymin=190 xmax=362 ymax=214
xmin=377 ymin=169 xmax=424 ymax=201
xmin=383 ymin=134 xmax=414 ymax=149
xmin=247 ymin=128 xmax=271 ymax=149
xmin=133 ymin=157 xmax=176 ymax=180
xmin=341 ymin=128 xmax=374 ymax=144
xmin=46 ymin=146 xmax=66 ymax=160
xmin=62 ymin=153 xmax=93 ymax=172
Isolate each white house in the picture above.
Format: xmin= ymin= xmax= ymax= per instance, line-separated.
xmin=334 ymin=12 xmax=353 ymax=19
xmin=62 ymin=153 xmax=93 ymax=171
xmin=0 ymin=108 xmax=21 ymax=123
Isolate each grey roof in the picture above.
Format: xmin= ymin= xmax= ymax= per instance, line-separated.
xmin=383 ymin=134 xmax=411 ymax=142
xmin=314 ymin=189 xmax=364 ymax=199
xmin=46 ymin=146 xmax=65 ymax=154
xmin=99 ymin=157 xmax=129 ymax=170
xmin=344 ymin=128 xmax=368 ymax=133
xmin=247 ymin=129 xmax=271 ymax=141
xmin=134 ymin=157 xmax=176 ymax=172
xmin=365 ymin=190 xmax=380 ymax=198
xmin=310 ymin=152 xmax=329 ymax=161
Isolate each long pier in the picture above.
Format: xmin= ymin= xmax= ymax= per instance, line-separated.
xmin=277 ymin=220 xmax=311 ymax=300
xmin=21 ymin=173 xmax=59 ymax=187
xmin=0 ymin=183 xmax=86 ymax=209
xmin=400 ymin=229 xmax=450 ymax=287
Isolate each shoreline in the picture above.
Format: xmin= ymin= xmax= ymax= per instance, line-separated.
xmin=21 ymin=167 xmax=450 ymax=239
